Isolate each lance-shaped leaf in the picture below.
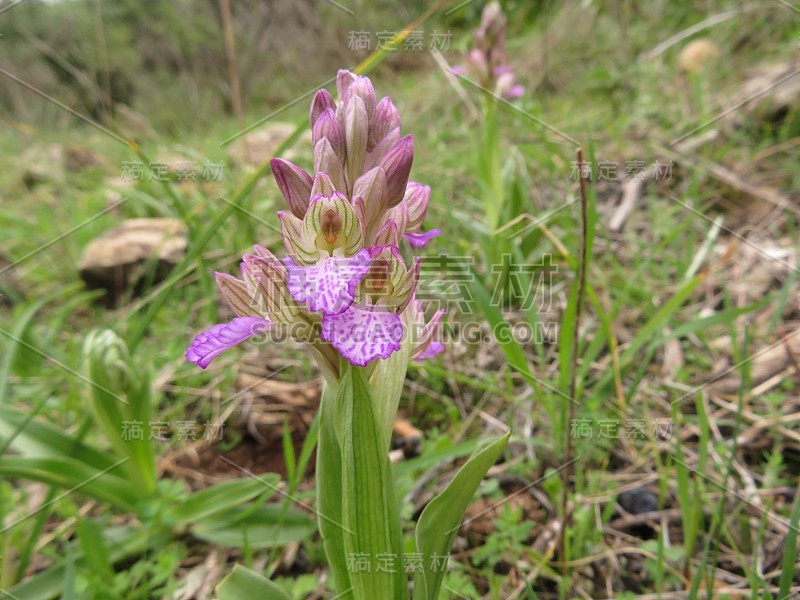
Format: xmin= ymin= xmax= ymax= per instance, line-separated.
xmin=216 ymin=565 xmax=292 ymax=600
xmin=334 ymin=366 xmax=408 ymax=599
xmin=270 ymin=158 xmax=313 ymax=219
xmin=413 ymin=432 xmax=510 ymax=600
xmin=316 ymin=383 xmax=353 ymax=596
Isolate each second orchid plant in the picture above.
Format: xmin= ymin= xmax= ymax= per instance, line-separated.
xmin=187 ymin=70 xmax=509 ymax=599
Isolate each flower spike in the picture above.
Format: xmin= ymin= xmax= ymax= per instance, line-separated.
xmin=188 ymin=69 xmax=439 ymax=372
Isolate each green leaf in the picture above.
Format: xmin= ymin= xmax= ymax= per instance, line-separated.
xmin=282 ymin=417 xmax=296 ymax=487
xmin=0 ymin=291 xmax=62 ymax=404
xmin=170 ymin=476 xmax=278 ymax=525
xmin=392 ymin=439 xmax=479 ymax=479
xmin=216 ymin=564 xmax=292 ymax=600
xmin=76 ymin=519 xmax=113 ymax=581
xmin=0 ymin=404 xmax=118 ymax=472
xmin=0 ymin=456 xmax=138 ymax=514
xmin=6 ymin=525 xmax=148 ymax=600
xmin=335 ymin=365 xmax=408 ymax=600
xmin=190 ymin=504 xmax=314 ymax=549
xmin=316 ymin=382 xmax=353 ymax=596
xmin=413 ymin=431 xmax=510 ymax=600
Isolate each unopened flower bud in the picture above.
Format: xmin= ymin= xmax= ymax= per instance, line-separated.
xmin=344 ymin=96 xmax=369 ymax=190
xmin=369 ymin=97 xmax=401 ymax=152
xmin=378 ymin=135 xmax=414 ymax=208
xmin=403 ymin=182 xmax=431 ymax=231
xmin=270 ymin=158 xmax=313 ymax=218
xmin=313 ymin=108 xmax=345 ymax=160
xmin=310 ymin=89 xmax=336 ymax=128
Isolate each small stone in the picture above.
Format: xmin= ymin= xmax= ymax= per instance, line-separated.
xmin=619 ymin=488 xmax=659 ymax=515
xmin=78 ymin=218 xmax=186 ymax=304
xmin=678 ymin=38 xmax=720 ymax=73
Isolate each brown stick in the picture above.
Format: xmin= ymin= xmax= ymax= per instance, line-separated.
xmin=219 ymin=0 xmax=243 ymax=125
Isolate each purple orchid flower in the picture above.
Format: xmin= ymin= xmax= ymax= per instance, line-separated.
xmin=186 ymin=70 xmax=443 ymax=376
xmin=452 ymin=1 xmax=524 ymax=101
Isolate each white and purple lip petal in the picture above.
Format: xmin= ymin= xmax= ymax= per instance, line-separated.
xmin=404 ymin=229 xmax=441 ymax=248
xmin=186 ymin=316 xmax=271 ymax=369
xmin=283 ymin=248 xmax=371 ymax=316
xmin=321 ymin=304 xmax=403 ymax=367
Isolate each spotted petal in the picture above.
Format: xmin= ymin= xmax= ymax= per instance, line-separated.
xmin=404 ymin=229 xmax=441 ymax=248
xmin=283 ymin=249 xmax=371 ymax=315
xmin=321 ymin=304 xmax=403 ymax=366
xmin=186 ymin=317 xmax=270 ymax=369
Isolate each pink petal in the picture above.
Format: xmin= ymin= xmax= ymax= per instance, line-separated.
xmin=283 ymin=249 xmax=371 ymax=315
xmin=505 ymin=85 xmax=525 ymax=99
xmin=416 ymin=341 xmax=444 ymax=360
xmin=404 ymin=229 xmax=441 ymax=248
xmin=412 ymin=307 xmax=445 ymax=360
xmin=321 ymin=304 xmax=403 ymax=366
xmin=186 ymin=317 xmax=270 ymax=369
